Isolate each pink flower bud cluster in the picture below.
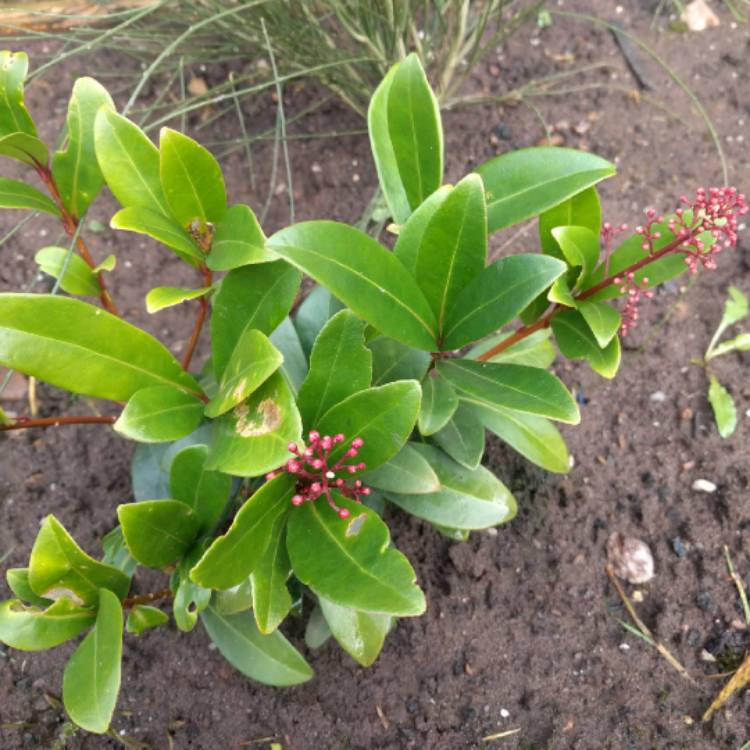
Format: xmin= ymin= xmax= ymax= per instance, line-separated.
xmin=266 ymin=431 xmax=370 ymax=519
xmin=614 ymin=272 xmax=654 ymax=336
xmin=600 ymin=222 xmax=629 ymax=275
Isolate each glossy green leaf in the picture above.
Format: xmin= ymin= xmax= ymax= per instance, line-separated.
xmin=169 ymin=444 xmax=231 ymax=531
xmin=29 ymin=516 xmax=130 ymax=605
xmin=547 ymin=275 xmax=576 ymax=308
xmin=211 ymin=260 xmax=301 ymax=377
xmin=206 ymin=372 xmax=302 ymax=477
xmin=708 ymin=375 xmax=737 ymax=439
xmin=0 ymin=598 xmax=94 ymax=651
xmin=316 ymin=381 xmax=422 ymax=473
xmin=414 ymin=174 xmax=486 ymax=331
xmin=159 ymin=127 xmax=226 ymax=226
xmin=52 ymin=77 xmax=114 ymax=218
xmin=476 ymin=147 xmax=615 ymax=233
xmin=304 ymin=604 xmax=331 ymax=649
xmin=709 ymin=332 xmax=750 ymax=359
xmin=473 ymin=403 xmax=570 ymax=474
xmin=361 ymin=442 xmax=440 ymax=495
xmin=118 ymin=500 xmax=201 ymax=568
xmin=251 ymin=515 xmax=293 ymax=634
xmin=718 ymin=286 xmax=749 ymax=330
xmin=6 ymin=568 xmax=52 ymax=607
xmin=468 ymin=329 xmax=556 ymax=368
xmin=172 ymin=550 xmax=211 ymax=632
xmin=318 ymin=595 xmax=390 ymax=667
xmin=369 ymin=336 xmax=430 ymax=385
xmin=368 ymin=54 xmax=443 ymax=223
xmin=0 ymin=131 xmax=48 ymax=165
xmin=111 ymin=206 xmax=203 ymax=265
xmin=213 ymin=578 xmax=254 ymax=616
xmin=577 ymin=300 xmax=621 ymax=348
xmin=551 ymin=226 xmax=600 ymax=288
xmin=431 ymin=402 xmax=485 ymax=470
xmin=442 ymin=254 xmax=567 ymax=349
xmin=297 ymin=310 xmax=372 ymax=428
xmin=100 ymin=527 xmax=137 ymax=577
xmin=205 ymin=329 xmax=282 ymax=418
xmin=270 ymin=316 xmax=308 ymax=394
xmin=207 ymin=203 xmax=273 ymax=270
xmin=287 ymin=494 xmax=425 ymax=616
xmin=386 ymin=443 xmax=516 ymax=530
xmin=439 ymin=358 xmax=580 ymax=424
xmin=190 ymin=475 xmax=294 ymax=589
xmin=393 ymin=186 xmax=452 ymax=272
xmin=94 ymin=108 xmax=169 ymax=214
xmin=114 ymin=386 xmax=204 ymax=443
xmin=0 ymin=177 xmax=59 ymax=215
xmin=145 ymin=285 xmax=210 ymax=313
xmin=34 ymin=246 xmax=99 ymax=296
xmin=201 ymin=606 xmax=313 ymax=687
xmin=268 ymin=221 xmax=438 ymax=350
xmin=0 ymin=294 xmax=201 ymax=401
xmin=293 ymin=285 xmax=337 ymax=356
xmin=126 ymin=604 xmax=168 ymax=635
xmin=551 ymin=309 xmax=621 ymax=379
xmin=0 ymin=51 xmax=36 ymax=137
xmin=62 ymin=589 xmax=122 ymax=734
xmin=93 ymin=254 xmax=116 ymax=273
xmin=539 ymin=187 xmax=601 ymax=259
xmin=418 ymin=371 xmax=458 ymax=436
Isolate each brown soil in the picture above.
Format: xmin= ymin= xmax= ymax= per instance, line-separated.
xmin=1 ymin=2 xmax=750 ymax=749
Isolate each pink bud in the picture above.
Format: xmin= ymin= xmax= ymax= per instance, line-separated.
xmin=310 ymin=482 xmax=322 ymax=493
xmin=351 ymin=437 xmax=364 ymax=449
xmin=308 ymin=430 xmax=320 ymax=443
xmin=338 ymin=508 xmax=350 ymax=519
xmin=321 ymin=436 xmax=333 ymax=450
xmin=287 ymin=442 xmax=298 ymax=454
xmin=333 ymin=433 xmax=345 ymax=443
xmin=311 ymin=459 xmax=324 ymax=469
xmin=291 ymin=495 xmax=304 ymax=506
xmin=287 ymin=460 xmax=300 ymax=473
xmin=347 ymin=466 xmax=357 ymax=474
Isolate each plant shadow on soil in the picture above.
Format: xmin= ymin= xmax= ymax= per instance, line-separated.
xmin=1 ymin=2 xmax=750 ymax=748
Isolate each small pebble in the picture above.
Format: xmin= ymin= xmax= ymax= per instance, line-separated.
xmin=692 ymin=479 xmax=717 ymax=493
xmin=700 ymin=649 xmax=717 ymax=662
xmin=607 ymin=532 xmax=655 ymax=583
xmin=695 ymin=591 xmax=712 ymax=611
xmin=671 ymin=537 xmax=689 ymax=558
xmin=500 ymin=708 xmax=510 ymax=718
xmin=619 ymin=642 xmax=630 ymax=652
xmin=686 ymin=629 xmax=701 ymax=647
xmin=650 ymin=390 xmax=666 ymax=402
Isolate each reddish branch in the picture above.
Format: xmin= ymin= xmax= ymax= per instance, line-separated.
xmin=182 ymin=265 xmax=213 ymax=371
xmin=123 ymin=589 xmax=172 ymax=610
xmin=0 ymin=415 xmax=116 ymax=431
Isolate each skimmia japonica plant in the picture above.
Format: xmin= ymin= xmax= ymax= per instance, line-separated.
xmin=0 ymin=50 xmax=745 ymax=733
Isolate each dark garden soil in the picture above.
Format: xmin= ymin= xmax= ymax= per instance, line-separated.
xmin=2 ymin=2 xmax=750 ymax=748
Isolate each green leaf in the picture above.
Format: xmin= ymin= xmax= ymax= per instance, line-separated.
xmin=316 ymin=381 xmax=422 ymax=473
xmin=577 ymin=300 xmax=621 ymax=348
xmin=29 ymin=516 xmax=130 ymax=605
xmin=100 ymin=527 xmax=137 ymax=577
xmin=0 ymin=293 xmax=201 ymax=401
xmin=418 ymin=371 xmax=458 ymax=436
xmin=393 ymin=185 xmax=452 ymax=272
xmin=369 ymin=336 xmax=430 ymax=385
xmin=92 ymin=254 xmax=116 ymax=273
xmin=94 ymin=108 xmax=169 ymax=215
xmin=211 ymin=261 xmax=301 ymax=377
xmin=304 ymin=604 xmax=331 ymax=649
xmin=205 ymin=329 xmax=282 ymax=418
xmin=287 ymin=494 xmax=425 ymax=616
xmin=472 ymin=403 xmax=570 ymax=473
xmin=293 ymin=285 xmax=337 ymax=356
xmin=207 ymin=203 xmax=274 ymax=271
xmin=709 ymin=332 xmax=750 ymax=359
xmin=719 ymin=286 xmax=749 ymax=330
xmin=213 ymin=579 xmax=254 ymax=615
xmin=159 ymin=127 xmax=226 ymax=227
xmin=0 ymin=177 xmax=59 ymax=215
xmin=268 ymin=221 xmax=438 ymax=350
xmin=169 ymin=444 xmax=231 ymax=531
xmin=0 ymin=598 xmax=95 ymax=651
xmin=442 ymin=254 xmax=567 ymax=349
xmin=708 ymin=375 xmax=737 ymax=439
xmin=297 ymin=310 xmax=372 ymax=428
xmin=361 ymin=442 xmax=441 ymax=495
xmin=0 ymin=51 xmax=36 ymax=137
xmin=190 ymin=475 xmax=294 ymax=589
xmin=34 ymin=246 xmax=99 ymax=297
xmin=439 ymin=358 xmax=580 ymax=424
xmin=6 ymin=568 xmax=52 ymax=607
xmin=318 ymin=595 xmax=390 ymax=667
xmin=477 ymin=147 xmax=615 ymax=233
xmin=468 ymin=329 xmax=556 ymax=368
xmin=111 ymin=206 xmax=203 ymax=265
xmin=206 ymin=372 xmax=302 ymax=477
xmin=551 ymin=309 xmax=621 ymax=379
xmin=413 ymin=174 xmax=487 ymax=332
xmin=52 ymin=77 xmax=114 ymax=218
xmin=172 ymin=550 xmax=211 ymax=632
xmin=0 ymin=132 xmax=47 ymax=165
xmin=251 ymin=515 xmax=293 ymax=634
xmin=114 ymin=386 xmax=204 ymax=443
xmin=270 ymin=317 xmax=308 ymax=394
xmin=539 ymin=187 xmax=601 ymax=259
xmin=201 ymin=606 xmax=313 ymax=687
xmin=118 ymin=500 xmax=201 ymax=568
xmin=431 ymin=402 xmax=485 ymax=470
xmin=368 ymin=53 xmax=443 ymax=223
xmin=551 ymin=226 xmax=600 ymax=288
xmin=62 ymin=589 xmax=122 ymax=734
xmin=145 ymin=285 xmax=210 ymax=313
xmin=126 ymin=604 xmax=168 ymax=635
xmin=547 ymin=275 xmax=576 ymax=308
xmin=386 ymin=443 xmax=516 ymax=530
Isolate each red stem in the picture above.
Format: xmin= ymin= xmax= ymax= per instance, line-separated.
xmin=0 ymin=415 xmax=116 ymax=431
xmin=182 ymin=266 xmax=213 ymax=371
xmin=123 ymin=588 xmax=172 ymax=610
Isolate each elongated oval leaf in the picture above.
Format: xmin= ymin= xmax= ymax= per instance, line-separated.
xmin=476 ymin=147 xmax=615 ymax=233
xmin=287 ymin=494 xmax=425 ymax=616
xmin=467 ymin=329 xmax=556 ymax=368
xmin=145 ymin=286 xmax=210 ymax=313
xmin=0 ymin=598 xmax=95 ymax=651
xmin=6 ymin=568 xmax=52 ymax=607
xmin=0 ymin=51 xmax=36 ymax=137
xmin=369 ymin=335 xmax=430 ymax=385
xmin=0 ymin=131 xmax=47 ymax=165
xmin=577 ymin=300 xmax=621 ymax=348
xmin=201 ymin=606 xmax=313 ymax=687
xmin=268 ymin=221 xmax=438 ymax=350
xmin=213 ymin=579 xmax=254 ymax=616
xmin=62 ymin=589 xmax=122 ymax=734
xmin=539 ymin=186 xmax=601 ymax=259
xmin=418 ymin=371 xmax=458 ymax=436
xmin=270 ymin=316 xmax=308 ymax=394
xmin=708 ymin=375 xmax=737 ymax=439
xmin=0 ymin=294 xmax=201 ymax=401
xmin=551 ymin=225 xmax=600 ymax=289
xmin=551 ymin=309 xmax=621 ymax=379
xmin=438 ymin=358 xmax=580 ymax=424
xmin=0 ymin=177 xmax=59 ymax=215
xmin=293 ymin=285 xmax=338 ymax=356
xmin=34 ymin=246 xmax=99 ymax=296
xmin=190 ymin=475 xmax=294 ymax=590
xmin=393 ymin=185 xmax=452 ymax=272
xmin=431 ymin=402 xmax=485 ymax=470
xmin=114 ymin=386 xmax=204 ymax=443
xmin=207 ymin=203 xmax=274 ymax=271
xmin=251 ymin=514 xmax=293 ymax=634
xmin=361 ymin=442 xmax=440 ymax=495
xmin=126 ymin=604 xmax=168 ymax=635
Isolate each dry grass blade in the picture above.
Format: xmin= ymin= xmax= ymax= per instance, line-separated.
xmin=482 ymin=727 xmax=522 ymax=741
xmin=0 ymin=1 xmax=154 ymax=32
xmin=703 ymin=652 xmax=750 ymax=721
xmin=724 ymin=545 xmax=750 ymax=626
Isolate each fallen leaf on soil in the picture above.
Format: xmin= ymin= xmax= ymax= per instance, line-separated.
xmin=703 ymin=652 xmax=750 ymax=721
xmin=682 ymin=0 xmax=720 ymax=31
